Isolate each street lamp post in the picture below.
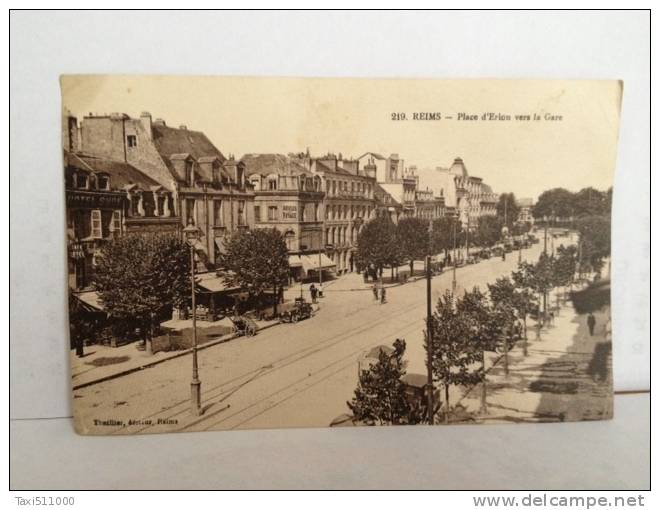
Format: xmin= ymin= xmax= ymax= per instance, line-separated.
xmin=452 ymin=217 xmax=457 ymax=295
xmin=183 ymin=221 xmax=202 ymax=417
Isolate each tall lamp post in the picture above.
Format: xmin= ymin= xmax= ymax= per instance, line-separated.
xmin=183 ymin=221 xmax=202 ymax=416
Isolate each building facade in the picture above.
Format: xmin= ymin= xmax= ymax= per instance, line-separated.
xmin=374 ymin=183 xmax=403 ymax=224
xmin=242 ymin=153 xmax=334 ymax=281
xmin=414 ymin=187 xmax=445 ymax=221
xmin=357 ymin=152 xmax=417 ymax=217
xmin=72 ymin=111 xmax=254 ymax=269
xmin=517 ymin=197 xmax=535 ymax=224
xmin=308 ymin=154 xmax=377 ymax=274
xmin=421 ymin=157 xmax=498 ymax=228
xmin=64 ymin=150 xmax=179 ymax=290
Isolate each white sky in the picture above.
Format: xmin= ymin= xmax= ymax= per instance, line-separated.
xmin=62 ymin=76 xmax=622 ymax=201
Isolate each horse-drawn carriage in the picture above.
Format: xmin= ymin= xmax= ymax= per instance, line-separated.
xmin=278 ymin=297 xmax=314 ymax=324
xmin=228 ymin=315 xmax=259 ymax=337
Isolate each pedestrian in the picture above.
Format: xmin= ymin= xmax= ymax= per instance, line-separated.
xmin=372 ymin=283 xmax=379 ymax=301
xmin=310 ymin=284 xmax=318 ymax=304
xmin=380 ymin=287 xmax=387 ymax=304
xmin=587 ymin=312 xmax=596 ymax=336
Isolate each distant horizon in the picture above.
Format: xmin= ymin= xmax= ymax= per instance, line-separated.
xmin=62 ymin=76 xmax=621 ymax=201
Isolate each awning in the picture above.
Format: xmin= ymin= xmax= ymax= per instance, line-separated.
xmin=196 ymin=273 xmax=239 ymax=293
xmin=288 ymin=255 xmax=303 ymax=268
xmin=300 ymin=253 xmax=336 ymax=272
xmin=73 ymin=291 xmax=104 ymax=313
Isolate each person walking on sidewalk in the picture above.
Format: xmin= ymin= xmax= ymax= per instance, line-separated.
xmin=310 ymin=284 xmax=318 ymax=304
xmin=372 ymin=283 xmax=379 ymax=302
xmin=380 ymin=287 xmax=387 ymax=304
xmin=587 ymin=312 xmax=596 ymax=336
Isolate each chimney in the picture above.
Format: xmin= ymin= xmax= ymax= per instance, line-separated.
xmin=153 ymin=118 xmax=166 ymax=127
xmin=179 ymin=125 xmax=187 ymax=130
xmin=140 ymin=111 xmax=152 ymax=140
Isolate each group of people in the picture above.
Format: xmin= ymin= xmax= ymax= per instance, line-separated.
xmin=372 ymin=284 xmax=387 ymax=304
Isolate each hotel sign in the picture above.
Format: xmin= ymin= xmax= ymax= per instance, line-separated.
xmin=66 ymin=191 xmax=124 ymax=209
xmin=282 ymin=205 xmax=298 ymax=220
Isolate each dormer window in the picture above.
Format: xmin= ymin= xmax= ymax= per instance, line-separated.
xmin=97 ymin=175 xmax=110 ymax=190
xmin=268 ymin=178 xmax=278 ymax=191
xmin=127 ymin=135 xmax=137 ymax=148
xmin=76 ymin=174 xmax=88 ymax=189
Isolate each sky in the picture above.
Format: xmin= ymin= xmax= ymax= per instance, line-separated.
xmin=61 ymin=76 xmax=622 ymax=201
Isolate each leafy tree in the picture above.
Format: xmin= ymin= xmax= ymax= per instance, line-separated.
xmin=510 ymin=264 xmax=539 ymax=353
xmin=220 ymin=228 xmax=290 ymax=315
xmin=489 ymin=276 xmax=536 ymax=357
xmin=430 ymin=290 xmax=484 ymax=421
xmin=528 ymin=253 xmax=556 ymax=322
xmin=396 ymin=217 xmax=430 ymax=275
xmin=431 ymin=216 xmax=463 ymax=261
xmin=356 ymin=215 xmax=400 ymax=278
xmin=94 ymin=233 xmax=190 ymax=348
xmin=573 ymin=187 xmax=610 ymax=217
xmin=533 ymin=188 xmax=575 ymax=223
xmin=455 ymin=288 xmax=514 ymax=414
xmin=474 ymin=215 xmax=502 ymax=248
xmin=496 ymin=192 xmax=520 ymax=229
xmin=575 ymin=215 xmax=611 ymax=275
xmin=347 ymin=339 xmax=421 ymax=425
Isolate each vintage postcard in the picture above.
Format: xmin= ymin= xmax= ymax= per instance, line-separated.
xmin=62 ymin=76 xmax=621 ymax=434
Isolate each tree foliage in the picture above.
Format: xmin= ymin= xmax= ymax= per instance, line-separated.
xmin=553 ymin=244 xmax=578 ymax=287
xmin=431 ymin=216 xmax=463 ymax=255
xmin=533 ymin=188 xmax=576 ymax=220
xmin=396 ymin=217 xmax=430 ymax=272
xmin=430 ymin=290 xmax=485 ymax=392
xmin=356 ymin=215 xmax=401 ymax=272
xmin=497 ymin=192 xmax=520 ymax=228
xmin=575 ymin=215 xmax=611 ymax=273
xmin=473 ymin=215 xmax=503 ymax=248
xmin=347 ymin=339 xmax=421 ymax=425
xmin=93 ymin=233 xmax=191 ymax=339
xmin=220 ymin=228 xmax=290 ymax=312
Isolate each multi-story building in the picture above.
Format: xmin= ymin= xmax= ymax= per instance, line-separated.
xmin=71 ymin=111 xmax=254 ymax=269
xmin=374 ymin=183 xmax=403 ymax=224
xmin=64 ymin=150 xmax=179 ymax=290
xmin=421 ymin=157 xmax=498 ymax=228
xmin=357 ymin=152 xmax=417 ymax=217
xmin=241 ymin=153 xmax=334 ymax=282
xmin=308 ymin=154 xmax=377 ymax=274
xmin=517 ymin=197 xmax=535 ymax=225
xmin=414 ymin=187 xmax=445 ymax=221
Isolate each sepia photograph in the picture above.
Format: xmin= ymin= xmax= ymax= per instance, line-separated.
xmin=61 ymin=76 xmax=621 ymax=435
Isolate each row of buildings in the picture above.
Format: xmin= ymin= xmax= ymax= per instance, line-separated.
xmin=64 ymin=110 xmax=502 ymax=292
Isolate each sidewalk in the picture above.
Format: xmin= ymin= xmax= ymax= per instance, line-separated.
xmin=457 ymin=290 xmax=612 ymax=423
xmin=71 ymin=314 xmax=283 ymax=390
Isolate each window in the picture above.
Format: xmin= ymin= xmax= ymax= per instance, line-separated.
xmin=111 ymin=210 xmax=121 ymax=233
xmin=186 ymin=160 xmax=194 ymax=186
xmin=97 ymin=175 xmax=109 ymax=190
xmin=254 ymin=205 xmax=261 ymax=222
xmin=268 ymin=206 xmax=278 ymax=221
xmin=157 ymin=195 xmax=165 ymax=216
xmin=237 ymin=200 xmax=245 ymax=226
xmin=127 ymin=135 xmax=137 ymax=148
xmin=186 ymin=199 xmax=196 ymax=225
xmin=131 ymin=195 xmax=140 ymax=217
xmin=91 ymin=210 xmax=102 ymax=239
xmin=213 ymin=200 xmax=223 ymax=227
xmin=268 ymin=179 xmax=278 ymax=190
xmin=76 ymin=174 xmax=88 ymax=189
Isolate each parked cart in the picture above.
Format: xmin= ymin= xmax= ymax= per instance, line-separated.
xmin=229 ymin=315 xmax=258 ymax=337
xmin=278 ymin=297 xmax=314 ymax=324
